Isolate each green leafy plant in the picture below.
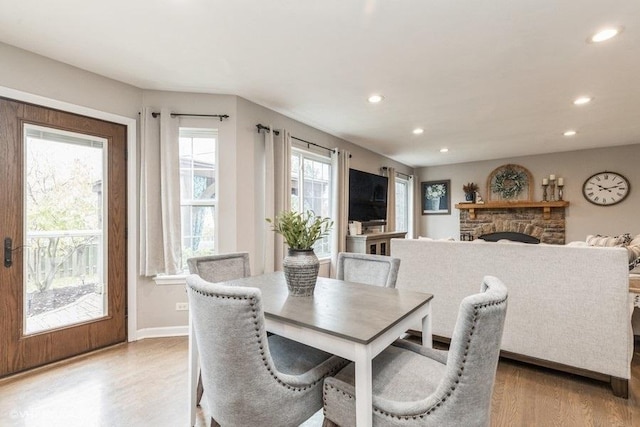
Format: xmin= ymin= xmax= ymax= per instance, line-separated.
xmin=266 ymin=210 xmax=333 ymax=250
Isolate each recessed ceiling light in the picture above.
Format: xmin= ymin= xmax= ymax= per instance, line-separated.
xmin=440 ymin=148 xmax=449 ymax=153
xmin=573 ymin=96 xmax=592 ymax=105
xmin=563 ymin=130 xmax=577 ymax=137
xmin=589 ymin=27 xmax=622 ymax=43
xmin=413 ymin=128 xmax=424 ymax=135
xmin=368 ymin=94 xmax=384 ymax=103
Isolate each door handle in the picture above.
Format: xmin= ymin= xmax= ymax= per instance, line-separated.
xmin=4 ymin=237 xmax=13 ymax=268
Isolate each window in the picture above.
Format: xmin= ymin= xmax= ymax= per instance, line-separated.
xmin=291 ymin=149 xmax=332 ymax=258
xmin=395 ymin=176 xmax=409 ymax=232
xmin=179 ymin=128 xmax=217 ymax=270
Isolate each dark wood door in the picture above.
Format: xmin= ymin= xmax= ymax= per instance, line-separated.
xmin=0 ymin=97 xmax=127 ymax=377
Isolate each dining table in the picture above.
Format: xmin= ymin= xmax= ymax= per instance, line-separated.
xmin=188 ymin=271 xmax=433 ymax=427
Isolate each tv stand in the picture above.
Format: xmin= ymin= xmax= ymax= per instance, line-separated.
xmin=346 ymin=231 xmax=407 ymax=256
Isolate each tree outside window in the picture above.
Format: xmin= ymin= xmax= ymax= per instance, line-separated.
xmin=179 ymin=128 xmax=217 ymax=271
xmin=291 ymin=150 xmax=332 ymax=257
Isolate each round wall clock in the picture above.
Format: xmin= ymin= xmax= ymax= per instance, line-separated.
xmin=582 ymin=171 xmax=630 ymax=206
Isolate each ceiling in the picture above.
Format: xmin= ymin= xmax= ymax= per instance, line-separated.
xmin=1 ymin=0 xmax=639 ymax=168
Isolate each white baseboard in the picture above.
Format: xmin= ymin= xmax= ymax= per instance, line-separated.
xmin=135 ymin=326 xmax=189 ymax=340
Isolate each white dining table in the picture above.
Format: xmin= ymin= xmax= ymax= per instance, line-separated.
xmin=188 ymin=271 xmax=433 ymax=427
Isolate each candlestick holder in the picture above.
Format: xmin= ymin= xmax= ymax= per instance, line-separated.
xmin=549 ymin=179 xmax=556 ymax=201
xmin=542 ymin=184 xmax=548 ymax=202
xmin=558 ymin=184 xmax=564 ymax=201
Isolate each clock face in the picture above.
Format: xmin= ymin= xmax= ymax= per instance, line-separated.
xmin=582 ymin=171 xmax=630 ymax=206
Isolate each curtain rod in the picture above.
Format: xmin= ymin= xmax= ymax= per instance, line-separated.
xmin=257 ymin=124 xmax=337 ymax=155
xmin=151 ymin=112 xmax=229 ymax=122
xmin=382 ymin=167 xmax=412 ymax=179
xmin=256 ymin=124 xmax=280 ymax=135
xmin=291 ymin=136 xmax=335 ymax=154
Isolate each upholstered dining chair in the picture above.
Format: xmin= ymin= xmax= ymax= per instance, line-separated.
xmin=336 ymin=252 xmax=401 ymax=288
xmin=187 ymin=252 xmax=252 ymax=406
xmin=187 ymin=252 xmax=251 ymax=283
xmin=323 ymin=275 xmax=508 ymax=427
xmin=186 ymin=274 xmax=348 ymax=427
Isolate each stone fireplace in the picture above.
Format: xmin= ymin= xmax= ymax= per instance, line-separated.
xmin=458 ymin=203 xmax=567 ymax=245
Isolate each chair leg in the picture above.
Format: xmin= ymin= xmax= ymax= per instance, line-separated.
xmin=322 ymin=417 xmax=339 ymax=427
xmin=196 ymin=373 xmax=204 ymax=406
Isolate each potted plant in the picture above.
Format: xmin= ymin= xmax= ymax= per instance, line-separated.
xmin=462 ymin=182 xmax=479 ymax=202
xmin=267 ymin=210 xmax=333 ymax=296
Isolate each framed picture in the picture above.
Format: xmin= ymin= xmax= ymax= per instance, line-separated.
xmin=421 ymin=180 xmax=451 ymax=215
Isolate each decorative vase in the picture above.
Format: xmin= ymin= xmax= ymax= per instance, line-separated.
xmin=427 ymin=197 xmax=441 ymax=211
xmin=464 ymin=192 xmax=475 ymax=202
xmin=282 ymin=249 xmax=319 ymax=296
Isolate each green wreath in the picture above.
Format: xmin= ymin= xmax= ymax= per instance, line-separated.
xmin=492 ymin=167 xmax=527 ymax=199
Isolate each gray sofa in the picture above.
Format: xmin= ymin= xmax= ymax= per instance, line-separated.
xmin=391 ymin=238 xmax=633 ymax=397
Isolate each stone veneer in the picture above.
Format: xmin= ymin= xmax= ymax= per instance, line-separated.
xmin=459 ymin=207 xmax=566 ymax=245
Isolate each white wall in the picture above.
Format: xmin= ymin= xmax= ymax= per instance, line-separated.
xmin=417 ymin=143 xmax=640 ymax=242
xmin=0 ymin=42 xmax=141 ymax=117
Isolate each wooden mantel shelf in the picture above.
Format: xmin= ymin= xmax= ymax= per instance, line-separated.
xmin=455 ymin=201 xmax=569 ymax=220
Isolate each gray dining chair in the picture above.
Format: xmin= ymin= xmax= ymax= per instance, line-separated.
xmin=336 ymin=252 xmax=401 ymax=288
xmin=186 ymin=274 xmax=348 ymax=427
xmin=323 ymin=275 xmax=508 ymax=427
xmin=187 ymin=252 xmax=252 ymax=406
xmin=187 ymin=252 xmax=251 ymax=283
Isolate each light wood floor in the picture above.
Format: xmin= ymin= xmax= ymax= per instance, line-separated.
xmin=0 ymin=336 xmax=638 ymax=426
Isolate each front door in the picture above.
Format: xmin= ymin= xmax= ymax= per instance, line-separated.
xmin=0 ymin=97 xmax=127 ymax=377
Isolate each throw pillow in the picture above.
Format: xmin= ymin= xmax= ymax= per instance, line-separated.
xmin=586 ymin=233 xmax=632 ymax=247
xmin=628 ymin=245 xmax=640 ymax=271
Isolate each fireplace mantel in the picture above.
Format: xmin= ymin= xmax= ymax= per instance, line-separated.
xmin=455 ymin=200 xmax=569 ymax=220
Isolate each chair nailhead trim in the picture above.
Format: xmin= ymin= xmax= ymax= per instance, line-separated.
xmin=189 ymin=287 xmax=347 ymax=393
xmin=323 ymin=294 xmax=508 ymax=422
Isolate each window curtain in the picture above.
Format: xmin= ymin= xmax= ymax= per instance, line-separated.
xmin=139 ymin=107 xmax=182 ymax=276
xmin=330 ymin=148 xmax=350 ymax=277
xmin=272 ymin=129 xmax=292 ymax=270
xmin=407 ymin=174 xmax=416 ymax=238
xmin=263 ymin=126 xmax=275 ymax=273
xmin=384 ymin=167 xmax=397 ymax=232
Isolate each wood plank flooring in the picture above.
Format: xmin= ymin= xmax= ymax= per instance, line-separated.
xmin=0 ymin=336 xmax=638 ymax=426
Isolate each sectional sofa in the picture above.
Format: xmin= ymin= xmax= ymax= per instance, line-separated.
xmin=391 ymin=238 xmax=633 ymax=397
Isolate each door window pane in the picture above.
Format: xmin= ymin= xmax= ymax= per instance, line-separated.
xmin=24 ymin=125 xmax=107 ymax=334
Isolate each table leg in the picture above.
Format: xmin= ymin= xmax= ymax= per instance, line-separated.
xmin=354 ymin=345 xmax=373 ymax=427
xmin=188 ymin=312 xmax=198 ymax=426
xmin=422 ymin=303 xmax=432 ymax=348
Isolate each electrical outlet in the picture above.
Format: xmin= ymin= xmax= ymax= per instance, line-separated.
xmin=176 ymin=302 xmax=189 ymax=311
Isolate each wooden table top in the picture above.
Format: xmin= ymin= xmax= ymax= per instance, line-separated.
xmin=222 ymin=272 xmax=433 ymax=344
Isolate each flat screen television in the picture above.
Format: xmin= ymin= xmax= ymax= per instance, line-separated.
xmin=348 ymin=168 xmax=388 ymax=223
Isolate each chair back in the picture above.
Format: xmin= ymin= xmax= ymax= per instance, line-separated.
xmin=336 ymin=252 xmax=400 ymax=287
xmin=434 ymin=275 xmax=508 ymax=426
xmin=186 ymin=274 xmax=285 ymax=424
xmin=187 ymin=252 xmax=250 ymax=282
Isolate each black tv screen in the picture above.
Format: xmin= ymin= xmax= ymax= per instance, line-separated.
xmin=348 ymin=169 xmax=388 ymax=222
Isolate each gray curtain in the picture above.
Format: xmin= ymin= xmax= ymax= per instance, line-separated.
xmin=273 ymin=129 xmax=292 ymax=270
xmin=139 ymin=107 xmax=182 ymax=276
xmin=263 ymin=126 xmax=275 ymax=273
xmin=384 ymin=167 xmax=397 ymax=232
xmin=330 ymin=148 xmax=350 ymax=277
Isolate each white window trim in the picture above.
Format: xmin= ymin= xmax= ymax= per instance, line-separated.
xmin=291 ymin=147 xmax=333 ymax=259
xmin=153 ymin=274 xmax=189 ymax=286
xmin=395 ymin=175 xmax=410 ymax=233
